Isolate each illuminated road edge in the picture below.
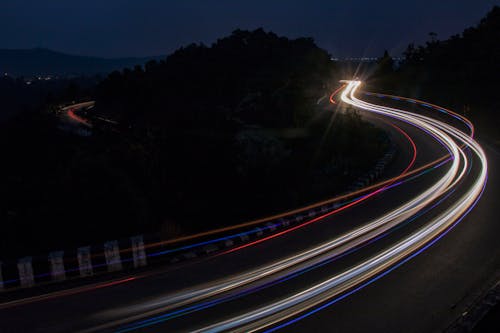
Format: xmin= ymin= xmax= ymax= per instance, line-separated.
xmin=77 ymin=80 xmax=487 ymax=333
xmin=186 ymin=81 xmax=488 ymax=333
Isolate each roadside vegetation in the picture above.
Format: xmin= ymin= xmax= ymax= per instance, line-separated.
xmin=367 ymin=6 xmax=500 ymax=143
xmin=0 ymin=29 xmax=388 ymax=258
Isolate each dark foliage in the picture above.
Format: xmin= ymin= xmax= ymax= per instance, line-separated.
xmin=0 ymin=30 xmax=388 ymax=258
xmin=369 ymin=6 xmax=500 ymax=140
xmin=96 ymin=28 xmax=335 ymax=129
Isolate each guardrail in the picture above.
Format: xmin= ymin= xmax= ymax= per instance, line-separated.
xmin=347 ymin=144 xmax=397 ymax=192
xmin=0 ymin=131 xmax=398 ymax=292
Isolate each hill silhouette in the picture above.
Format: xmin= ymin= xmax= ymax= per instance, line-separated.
xmin=0 ymin=48 xmax=161 ymax=77
xmin=371 ymin=6 xmax=500 ymax=141
xmin=95 ymin=28 xmax=336 ymax=129
xmin=0 ymin=29 xmax=388 ymax=257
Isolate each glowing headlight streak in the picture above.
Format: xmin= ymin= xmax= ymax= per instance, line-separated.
xmin=79 ymin=81 xmax=478 ymax=333
xmin=62 ymin=101 xmax=94 ymax=127
xmin=77 ymin=122 xmax=422 ymax=332
xmin=108 ymin=160 xmax=459 ymax=333
xmin=188 ymin=81 xmax=487 ymax=333
xmin=0 ymin=103 xmax=419 ymax=295
xmin=221 ymin=119 xmax=418 ymax=255
xmin=363 ymin=92 xmax=474 ymax=137
xmin=52 ymin=93 xmax=473 ymax=271
xmin=67 ymin=108 xmax=92 ymax=127
xmin=7 ymin=87 xmax=483 ymax=333
xmin=329 ymin=84 xmax=346 ymax=104
xmin=97 ymin=86 xmax=468 ymax=332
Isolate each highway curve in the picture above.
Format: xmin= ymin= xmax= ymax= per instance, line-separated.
xmin=0 ymin=81 xmax=495 ymax=333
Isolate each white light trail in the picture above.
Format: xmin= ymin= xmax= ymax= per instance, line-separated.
xmin=85 ymin=81 xmax=487 ymax=333
xmin=189 ymin=80 xmax=488 ymax=333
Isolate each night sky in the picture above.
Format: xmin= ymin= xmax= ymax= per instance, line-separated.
xmin=1 ymin=0 xmax=498 ymax=58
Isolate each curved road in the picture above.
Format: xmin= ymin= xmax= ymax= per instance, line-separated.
xmin=0 ymin=81 xmax=495 ymax=333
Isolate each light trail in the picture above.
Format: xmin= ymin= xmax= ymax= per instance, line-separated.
xmin=184 ymin=81 xmax=487 ymax=333
xmin=0 ymin=277 xmax=138 ymax=310
xmin=109 ymin=80 xmax=475 ymax=259
xmin=76 ymin=94 xmax=426 ymax=332
xmin=0 ymin=101 xmax=419 ymax=293
xmin=62 ymin=101 xmax=94 ymax=127
xmin=53 ymin=90 xmax=473 ymax=269
xmin=363 ymin=91 xmax=474 ymax=137
xmin=105 ymin=162 xmax=456 ymax=333
xmin=1 ymin=100 xmax=427 ymax=328
xmin=220 ymin=119 xmax=417 ymax=255
xmin=67 ymin=108 xmax=92 ymax=127
xmin=89 ymin=82 xmax=475 ymax=332
xmin=329 ymin=84 xmax=346 ymax=104
xmin=7 ymin=83 xmax=486 ymax=333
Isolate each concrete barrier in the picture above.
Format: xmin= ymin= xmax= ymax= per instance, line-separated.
xmin=202 ymin=244 xmax=218 ymax=254
xmin=280 ymin=218 xmax=290 ymax=227
xmin=348 ymin=145 xmax=397 ymax=193
xmin=17 ymin=257 xmax=34 ymax=288
xmin=48 ymin=251 xmax=66 ymax=281
xmin=131 ymin=235 xmax=147 ymax=268
xmin=169 ymin=257 xmax=180 ymax=264
xmin=183 ymin=251 xmax=197 ymax=259
xmin=104 ymin=240 xmax=122 ymax=272
xmin=0 ymin=141 xmax=399 ymax=291
xmin=77 ymin=246 xmax=93 ymax=277
xmin=265 ymin=222 xmax=277 ymax=232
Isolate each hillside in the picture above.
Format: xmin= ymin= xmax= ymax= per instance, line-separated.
xmin=0 ymin=29 xmax=389 ymax=257
xmin=95 ymin=28 xmax=337 ymax=129
xmin=370 ymin=6 xmax=500 ymax=141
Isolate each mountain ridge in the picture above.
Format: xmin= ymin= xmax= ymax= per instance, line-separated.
xmin=0 ymin=47 xmax=163 ymax=77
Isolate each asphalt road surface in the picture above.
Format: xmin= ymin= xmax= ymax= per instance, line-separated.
xmin=0 ymin=81 xmax=495 ymax=333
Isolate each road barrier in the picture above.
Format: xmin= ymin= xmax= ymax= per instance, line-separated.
xmin=17 ymin=257 xmax=34 ymax=288
xmin=78 ymin=246 xmax=93 ymax=277
xmin=0 ymin=142 xmax=398 ymax=292
xmin=347 ymin=145 xmax=397 ymax=192
xmin=49 ymin=251 xmax=65 ymax=281
xmin=131 ymin=235 xmax=147 ymax=268
xmin=104 ymin=241 xmax=122 ymax=272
